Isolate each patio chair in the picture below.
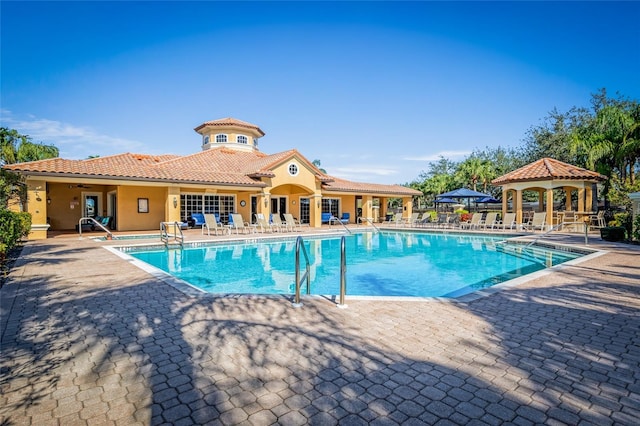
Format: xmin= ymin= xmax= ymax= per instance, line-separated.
xmin=436 ymin=213 xmax=449 ymax=228
xmin=480 ymin=212 xmax=499 ymax=230
xmin=284 ymin=213 xmax=308 ymax=231
xmin=589 ymin=210 xmax=606 ymax=230
xmin=461 ymin=213 xmax=483 ymax=230
xmin=271 ymin=214 xmax=291 ymax=232
xmin=526 ymin=212 xmax=546 ymax=231
xmin=203 ymin=213 xmax=226 ymax=236
xmin=338 ymin=212 xmax=350 ymax=224
xmin=254 ymin=213 xmax=276 ymax=233
xmin=407 ymin=212 xmax=420 ymax=227
xmin=189 ymin=213 xmax=206 ymax=230
xmin=228 ymin=213 xmax=256 ymax=234
xmin=321 ymin=212 xmax=333 ymax=224
xmin=417 ymin=213 xmax=433 ymax=228
xmin=498 ymin=212 xmax=516 ymax=230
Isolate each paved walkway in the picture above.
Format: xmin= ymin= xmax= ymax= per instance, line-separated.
xmin=1 ymin=232 xmax=639 ymax=425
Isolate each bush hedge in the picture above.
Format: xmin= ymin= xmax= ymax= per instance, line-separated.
xmin=0 ymin=209 xmax=31 ymax=261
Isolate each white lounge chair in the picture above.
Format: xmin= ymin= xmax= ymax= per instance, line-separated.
xmin=284 ymin=213 xmax=308 ymax=231
xmin=498 ymin=212 xmax=516 ymax=230
xmin=229 ymin=213 xmax=256 ymax=234
xmin=480 ymin=212 xmax=499 ymax=230
xmin=203 ymin=213 xmax=226 ymax=236
xmin=461 ymin=213 xmax=483 ymax=230
xmin=254 ymin=213 xmax=276 ymax=233
xmin=271 ymin=214 xmax=291 ymax=232
xmin=526 ymin=212 xmax=546 ymax=231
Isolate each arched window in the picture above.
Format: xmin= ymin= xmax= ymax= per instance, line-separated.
xmin=237 ymin=135 xmax=248 ymax=144
xmin=216 ymin=134 xmax=227 ymax=143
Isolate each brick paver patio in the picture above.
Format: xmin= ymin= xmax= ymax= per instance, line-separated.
xmin=1 ymin=232 xmax=639 ymax=425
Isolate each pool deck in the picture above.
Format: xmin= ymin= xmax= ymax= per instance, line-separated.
xmin=1 ymin=227 xmax=639 ymax=425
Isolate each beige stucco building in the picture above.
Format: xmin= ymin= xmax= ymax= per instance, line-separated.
xmin=4 ymin=118 xmax=420 ymax=239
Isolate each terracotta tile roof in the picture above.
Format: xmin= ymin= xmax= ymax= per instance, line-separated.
xmin=492 ymin=158 xmax=606 ymax=185
xmin=3 ymin=147 xmax=420 ymax=195
xmin=194 ymin=117 xmax=265 ymax=136
xmin=323 ymin=177 xmax=422 ymax=196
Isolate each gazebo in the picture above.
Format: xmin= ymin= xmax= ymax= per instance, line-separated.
xmin=491 ymin=158 xmax=606 ymax=230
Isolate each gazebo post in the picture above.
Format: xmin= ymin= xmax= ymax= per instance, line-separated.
xmin=546 ymin=188 xmax=554 ymax=231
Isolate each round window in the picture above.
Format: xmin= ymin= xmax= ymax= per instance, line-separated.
xmin=288 ymin=163 xmax=299 ymax=176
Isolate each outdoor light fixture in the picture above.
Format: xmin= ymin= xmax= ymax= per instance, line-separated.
xmin=47 ymin=197 xmax=51 ymax=204
xmin=264 ymin=198 xmax=269 ymax=207
xmin=173 ymin=197 xmax=177 ymax=208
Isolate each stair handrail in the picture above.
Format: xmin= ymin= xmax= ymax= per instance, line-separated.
xmin=337 ymin=235 xmax=347 ymax=308
xmin=78 ymin=217 xmax=114 ymax=240
xmin=526 ymin=221 xmax=588 ymax=247
xmin=329 ymin=215 xmax=352 ymax=234
xmin=293 ymin=236 xmax=311 ymax=307
xmin=357 ymin=216 xmax=380 ymax=233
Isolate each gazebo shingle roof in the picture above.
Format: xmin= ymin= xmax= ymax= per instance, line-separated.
xmin=492 ymin=158 xmax=606 ymax=185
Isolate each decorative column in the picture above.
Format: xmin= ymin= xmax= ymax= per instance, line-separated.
xmin=403 ymin=197 xmax=413 ymax=219
xmin=26 ymin=179 xmax=49 ymax=240
xmin=578 ymin=187 xmax=585 ymax=212
xmin=362 ymin=195 xmax=373 ymax=223
xmin=564 ymin=186 xmax=573 ymax=211
xmin=546 ymin=188 xmax=554 ymax=230
xmin=310 ymin=193 xmax=322 ymax=228
xmin=166 ymin=187 xmax=181 ymax=223
xmin=515 ymin=189 xmax=523 ymax=227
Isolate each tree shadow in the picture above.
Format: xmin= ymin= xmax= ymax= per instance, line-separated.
xmin=2 ymin=240 xmax=639 ymax=425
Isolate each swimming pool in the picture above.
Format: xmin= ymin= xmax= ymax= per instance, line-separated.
xmin=121 ymin=231 xmax=588 ymax=298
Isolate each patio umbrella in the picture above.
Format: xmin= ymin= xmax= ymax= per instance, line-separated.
xmin=437 ymin=188 xmax=492 ymax=211
xmin=435 ymin=197 xmax=457 ymax=212
xmin=476 ymin=196 xmax=501 ymax=204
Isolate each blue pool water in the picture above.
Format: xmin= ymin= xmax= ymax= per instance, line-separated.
xmin=123 ymin=231 xmax=585 ymax=298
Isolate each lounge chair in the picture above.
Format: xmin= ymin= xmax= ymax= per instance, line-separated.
xmin=417 ymin=213 xmax=432 ymax=227
xmin=228 ymin=213 xmax=256 ymax=234
xmin=526 ymin=212 xmax=546 ymax=231
xmin=338 ymin=212 xmax=350 ymax=224
xmin=254 ymin=213 xmax=276 ymax=233
xmin=203 ymin=213 xmax=226 ymax=236
xmin=271 ymin=214 xmax=291 ymax=232
xmin=461 ymin=213 xmax=483 ymax=230
xmin=284 ymin=213 xmax=308 ymax=231
xmin=435 ymin=213 xmax=449 ymax=228
xmin=480 ymin=212 xmax=499 ymax=230
xmin=321 ymin=212 xmax=333 ymax=224
xmin=498 ymin=212 xmax=516 ymax=230
xmin=407 ymin=212 xmax=420 ymax=227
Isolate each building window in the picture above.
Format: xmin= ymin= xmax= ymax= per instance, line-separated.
xmin=181 ymin=194 xmax=235 ymax=224
xmin=253 ymin=138 xmax=259 ymax=148
xmin=203 ymin=136 xmax=210 ymax=145
xmin=237 ymin=135 xmax=248 ymax=144
xmin=216 ymin=134 xmax=227 ymax=143
xmin=322 ymin=198 xmax=340 ymax=217
xmin=288 ymin=163 xmax=299 ymax=176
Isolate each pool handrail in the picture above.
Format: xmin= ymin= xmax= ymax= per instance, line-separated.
xmin=160 ymin=221 xmax=184 ymax=247
xmin=357 ymin=216 xmax=380 ymax=233
xmin=338 ymin=235 xmax=347 ymax=308
xmin=293 ymin=236 xmax=310 ymax=307
xmin=328 ymin=215 xmax=352 ymax=234
xmin=78 ymin=216 xmax=114 ymax=240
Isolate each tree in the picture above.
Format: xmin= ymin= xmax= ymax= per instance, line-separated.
xmin=1 ymin=128 xmax=60 ymax=208
xmin=570 ymin=91 xmax=640 ymax=206
xmin=312 ymin=159 xmax=327 ymax=174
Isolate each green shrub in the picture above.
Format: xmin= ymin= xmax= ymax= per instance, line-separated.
xmin=0 ymin=209 xmax=31 ymax=260
xmin=633 ymin=214 xmax=640 ymax=242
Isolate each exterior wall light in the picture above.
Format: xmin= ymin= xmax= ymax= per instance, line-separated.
xmin=173 ymin=197 xmax=178 ymax=208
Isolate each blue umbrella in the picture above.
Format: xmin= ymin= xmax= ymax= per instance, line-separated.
xmin=436 ymin=197 xmax=457 ymax=203
xmin=476 ymin=196 xmax=501 ymax=204
xmin=437 ymin=188 xmax=491 ymax=198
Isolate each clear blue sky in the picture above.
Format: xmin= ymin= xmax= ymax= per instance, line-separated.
xmin=2 ymin=1 xmax=639 ymax=184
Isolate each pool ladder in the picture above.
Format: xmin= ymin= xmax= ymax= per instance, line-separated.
xmin=161 ymin=221 xmax=184 ymax=247
xmin=293 ymin=236 xmax=347 ymax=308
